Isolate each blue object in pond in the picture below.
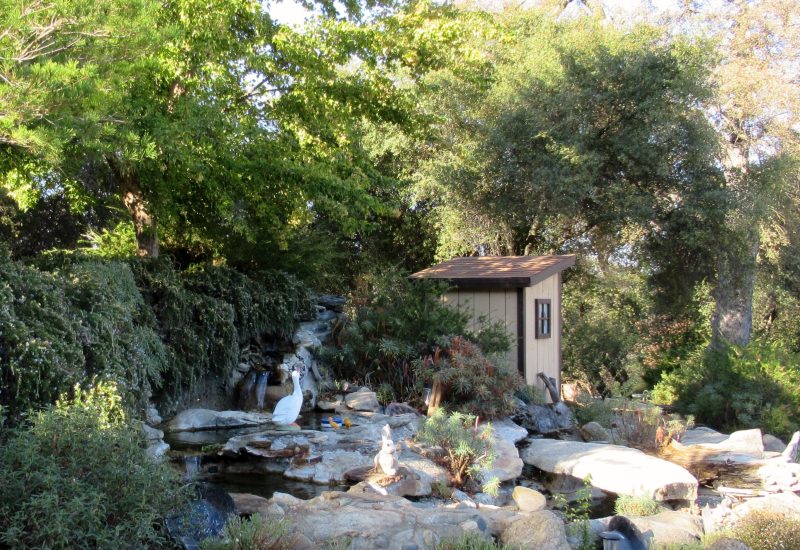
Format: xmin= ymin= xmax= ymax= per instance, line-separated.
xmin=321 ymin=416 xmax=343 ymax=429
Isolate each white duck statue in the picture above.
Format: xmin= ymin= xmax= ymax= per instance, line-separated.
xmin=271 ymin=369 xmax=303 ymax=426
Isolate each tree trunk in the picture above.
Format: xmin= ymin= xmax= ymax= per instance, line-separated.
xmin=711 ymin=236 xmax=758 ymax=347
xmin=107 ymin=156 xmax=159 ymax=257
xmin=711 ymin=132 xmax=754 ymax=347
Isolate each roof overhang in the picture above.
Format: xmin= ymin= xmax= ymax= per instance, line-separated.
xmin=410 ymin=255 xmax=576 ymax=289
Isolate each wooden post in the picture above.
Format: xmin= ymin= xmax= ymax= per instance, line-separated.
xmin=427 ymin=380 xmax=444 ymax=417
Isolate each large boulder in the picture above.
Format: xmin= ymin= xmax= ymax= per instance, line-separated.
xmin=522 ymin=439 xmax=698 ymax=501
xmin=261 ymin=490 xmax=515 ymax=549
xmin=482 ymin=437 xmax=523 ymax=483
xmin=492 ymin=419 xmax=529 ymax=444
xmin=345 ymin=390 xmax=381 ymax=412
xmin=580 ymin=421 xmax=611 ymax=442
xmin=163 ymin=409 xmax=272 ymax=432
xmin=512 ymin=401 xmax=574 ymax=435
xmin=500 ymin=510 xmax=571 ymax=550
xmin=512 ymin=486 xmax=546 ymax=512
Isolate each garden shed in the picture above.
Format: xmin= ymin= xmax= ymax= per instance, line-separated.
xmin=411 ymin=255 xmax=575 ymax=400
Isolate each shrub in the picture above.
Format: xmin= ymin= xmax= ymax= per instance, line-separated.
xmin=0 ymin=382 xmax=187 ymax=548
xmin=731 ymin=510 xmax=800 ymax=550
xmin=612 ymin=403 xmax=694 ymax=451
xmin=436 ymin=532 xmax=510 ymax=550
xmin=572 ymin=393 xmax=616 ymax=428
xmin=652 ymin=340 xmax=800 ymax=440
xmin=414 ymin=337 xmax=524 ymax=419
xmin=614 ymin=495 xmax=665 ymax=517
xmin=415 ymin=408 xmax=497 ymax=492
xmin=200 ymin=515 xmax=293 ymax=550
xmin=318 ymin=268 xmax=509 ymax=403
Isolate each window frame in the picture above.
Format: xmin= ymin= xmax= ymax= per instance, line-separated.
xmin=534 ymin=298 xmax=552 ymax=339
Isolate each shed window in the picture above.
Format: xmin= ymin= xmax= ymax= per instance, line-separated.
xmin=535 ymin=299 xmax=551 ymax=339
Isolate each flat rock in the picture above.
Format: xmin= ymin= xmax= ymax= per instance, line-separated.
xmin=732 ymin=492 xmax=800 ymax=518
xmin=163 ymin=409 xmax=273 ymax=432
xmin=284 ymin=449 xmax=372 ymax=484
xmin=512 ymin=486 xmax=546 ymax=512
xmin=345 ymin=391 xmax=381 ymax=412
xmin=492 ymin=419 xmax=529 ymax=444
xmin=262 ymin=490 xmax=525 ymax=549
xmin=500 ymin=510 xmax=571 ymax=550
xmin=522 ymin=439 xmax=698 ymax=501
xmin=681 ymin=428 xmax=764 ymax=460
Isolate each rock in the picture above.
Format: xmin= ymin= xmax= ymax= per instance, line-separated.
xmin=762 ymin=434 xmax=786 ymax=453
xmin=261 ymin=491 xmax=517 ymax=549
xmin=345 ymin=391 xmax=381 ymax=412
xmin=166 ymin=484 xmax=235 ymax=550
xmin=146 ymin=405 xmax=162 ymax=426
xmin=590 ymin=510 xmax=702 ymax=547
xmin=285 ymin=449 xmax=372 ymax=484
xmin=732 ymin=492 xmax=800 ymax=518
xmin=512 ymin=486 xmax=546 ymax=512
xmin=580 ymin=421 xmax=610 ymax=442
xmin=451 ymin=489 xmax=477 ymax=508
xmin=229 ymin=493 xmax=271 ymax=515
xmin=680 ymin=428 xmax=765 ymax=460
xmin=315 ymin=294 xmax=346 ymax=312
xmin=512 ymin=401 xmax=574 ymax=435
xmin=164 ymin=409 xmax=273 ymax=432
xmin=147 ymin=441 xmax=170 ymax=459
xmin=500 ymin=510 xmax=571 ymax=550
xmin=142 ymin=422 xmax=164 ymax=441
xmin=521 ymin=439 xmax=698 ymax=502
xmin=492 ymin=419 xmax=529 ymax=444
xmin=317 ymin=397 xmax=343 ymax=411
xmin=482 ymin=437 xmax=523 ymax=483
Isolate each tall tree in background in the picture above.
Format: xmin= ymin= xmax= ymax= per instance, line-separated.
xmin=673 ymin=0 xmax=800 ymax=347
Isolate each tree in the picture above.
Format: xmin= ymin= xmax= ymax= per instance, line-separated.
xmin=411 ymin=11 xmax=724 ymax=276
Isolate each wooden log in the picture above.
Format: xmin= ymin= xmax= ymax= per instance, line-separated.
xmin=538 ymin=372 xmax=561 ymax=403
xmin=427 ymin=380 xmax=445 ymax=417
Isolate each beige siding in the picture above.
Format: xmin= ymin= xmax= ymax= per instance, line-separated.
xmin=441 ymin=288 xmax=518 ymax=372
xmin=524 ymin=275 xmax=561 ymax=400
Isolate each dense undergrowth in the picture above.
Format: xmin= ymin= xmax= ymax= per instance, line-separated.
xmin=0 ymin=382 xmax=188 ymax=548
xmin=0 ymin=249 xmax=311 ymax=421
xmin=318 ymin=268 xmax=520 ymax=415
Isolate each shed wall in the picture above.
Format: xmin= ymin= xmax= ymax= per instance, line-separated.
xmin=524 ymin=275 xmax=560 ymax=399
xmin=442 ymin=289 xmax=518 ymax=371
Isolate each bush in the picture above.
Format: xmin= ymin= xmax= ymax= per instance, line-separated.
xmin=731 ymin=510 xmax=800 ymax=550
xmin=436 ymin=532 xmax=510 ymax=550
xmin=200 ymin=515 xmax=293 ymax=550
xmin=0 ymin=382 xmax=187 ymax=548
xmin=612 ymin=403 xmax=693 ymax=451
xmin=614 ymin=495 xmax=665 ymax=517
xmin=318 ymin=268 xmax=509 ymax=403
xmin=0 ymin=252 xmax=310 ymax=421
xmin=415 ymin=408 xmax=498 ymax=492
xmin=652 ymin=340 xmax=800 ymax=440
xmin=414 ymin=336 xmax=524 ymax=419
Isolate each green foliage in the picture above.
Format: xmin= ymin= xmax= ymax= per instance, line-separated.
xmin=614 ymin=495 xmax=665 ymax=517
xmin=730 ymin=510 xmax=800 ymax=550
xmin=0 ymin=252 xmax=309 ymax=421
xmin=414 ymin=336 xmax=523 ymax=419
xmin=435 ymin=532 xmax=510 ymax=550
xmin=0 ymin=382 xmax=187 ymax=548
xmin=611 ymin=403 xmax=694 ymax=451
xmin=515 ymin=384 xmax=547 ymax=406
xmin=552 ymin=476 xmax=594 ymax=550
xmin=652 ymin=340 xmax=800 ymax=440
xmin=415 ymin=408 xmax=497 ymax=491
xmin=572 ymin=394 xmax=615 ymax=428
xmin=200 ymin=515 xmax=293 ymax=550
xmin=318 ymin=268 xmax=508 ymax=403
xmin=0 ymin=252 xmax=168 ymax=417
xmin=562 ymin=264 xmax=650 ymax=396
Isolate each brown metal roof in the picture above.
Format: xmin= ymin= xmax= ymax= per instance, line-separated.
xmin=410 ymin=255 xmax=576 ymax=288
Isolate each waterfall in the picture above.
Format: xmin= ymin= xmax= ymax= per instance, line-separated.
xmin=255 ymin=371 xmax=269 ymax=410
xmin=183 ymin=455 xmax=201 ymax=479
xmin=239 ymin=370 xmax=257 ymax=409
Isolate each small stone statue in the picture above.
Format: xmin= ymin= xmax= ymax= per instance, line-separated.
xmin=374 ymin=424 xmax=399 ymax=476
